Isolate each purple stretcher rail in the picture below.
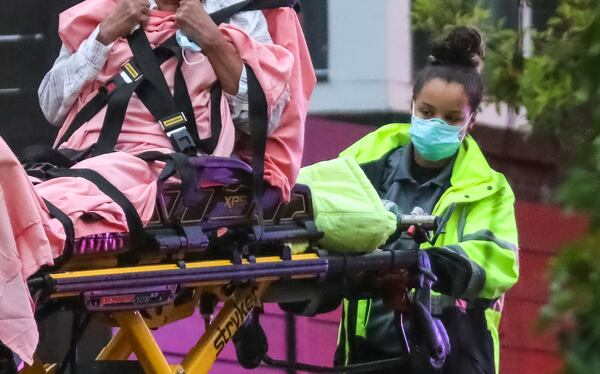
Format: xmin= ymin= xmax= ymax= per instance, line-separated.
xmin=51 ymin=258 xmax=329 ymax=294
xmin=48 ymin=250 xmax=421 ymax=295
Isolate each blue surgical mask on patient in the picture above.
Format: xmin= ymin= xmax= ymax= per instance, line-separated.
xmin=148 ymin=0 xmax=201 ymax=53
xmin=409 ymin=104 xmax=472 ymax=161
xmin=149 ymin=0 xmax=202 ymax=61
xmin=175 ymin=30 xmax=202 ymax=52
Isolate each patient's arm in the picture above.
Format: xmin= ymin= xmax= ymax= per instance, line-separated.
xmin=202 ymin=0 xmax=286 ymax=135
xmin=176 ymin=0 xmax=243 ymax=95
xmin=38 ymin=0 xmax=148 ymax=127
xmin=38 ymin=27 xmax=112 ymax=127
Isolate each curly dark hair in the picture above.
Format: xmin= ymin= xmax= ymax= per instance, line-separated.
xmin=413 ymin=26 xmax=485 ymax=111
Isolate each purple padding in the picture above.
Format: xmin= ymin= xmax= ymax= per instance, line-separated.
xmin=260 ymin=186 xmax=283 ymax=210
xmin=189 ymin=156 xmax=253 ymax=187
xmin=189 ymin=156 xmax=253 ymax=174
xmin=74 ymin=233 xmax=127 ymax=255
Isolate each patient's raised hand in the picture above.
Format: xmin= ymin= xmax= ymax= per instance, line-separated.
xmin=97 ymin=0 xmax=150 ymax=45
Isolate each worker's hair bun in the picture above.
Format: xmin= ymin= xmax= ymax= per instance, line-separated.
xmin=428 ymin=26 xmax=485 ymax=69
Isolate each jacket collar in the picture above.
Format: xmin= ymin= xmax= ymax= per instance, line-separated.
xmin=390 ymin=143 xmax=455 ymax=188
xmin=341 ymin=123 xmax=497 ymax=201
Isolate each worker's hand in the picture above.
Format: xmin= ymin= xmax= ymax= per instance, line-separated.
xmin=176 ymin=0 xmax=221 ymax=49
xmin=97 ymin=0 xmax=150 ymax=45
xmin=373 ymin=270 xmax=411 ymax=313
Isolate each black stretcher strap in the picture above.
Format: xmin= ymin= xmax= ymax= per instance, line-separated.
xmin=201 ymin=84 xmax=223 ymax=154
xmin=246 ymin=65 xmax=268 ymax=239
xmin=210 ymin=0 xmax=253 ymax=24
xmin=174 ymin=56 xmax=202 ymax=148
xmin=45 ymin=168 xmax=146 ymax=253
xmin=125 ymin=30 xmax=200 ymax=155
xmin=21 ymin=145 xmax=76 ymax=168
xmin=42 ymin=198 xmax=75 ymax=266
xmin=137 ymin=151 xmax=201 ymax=207
xmin=129 ymin=30 xmax=223 ymax=156
xmin=127 ymin=29 xmax=174 ymax=108
xmin=138 ymin=40 xmax=222 ymax=155
xmin=54 ymin=47 xmax=176 ymax=150
xmin=55 ymin=89 xmax=111 ymax=147
xmin=91 ymin=79 xmax=141 ymax=157
xmin=210 ymin=0 xmax=298 ymax=25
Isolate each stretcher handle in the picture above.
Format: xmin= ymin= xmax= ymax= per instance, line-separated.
xmin=397 ymin=214 xmax=439 ymax=231
xmin=326 ymin=249 xmax=420 ymax=276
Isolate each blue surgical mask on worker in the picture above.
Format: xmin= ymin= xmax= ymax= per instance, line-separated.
xmin=409 ymin=104 xmax=472 ymax=161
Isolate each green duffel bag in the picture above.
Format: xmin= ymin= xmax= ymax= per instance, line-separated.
xmin=297 ymin=157 xmax=397 ymax=253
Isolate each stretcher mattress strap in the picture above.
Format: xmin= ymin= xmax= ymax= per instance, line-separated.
xmin=172 ymin=53 xmax=202 ymax=150
xmin=91 ymin=79 xmax=141 ymax=157
xmin=210 ymin=0 xmax=298 ymax=25
xmin=55 ymin=88 xmax=111 ymax=147
xmin=53 ymin=42 xmax=177 ymax=150
xmin=46 ymin=168 xmax=146 ymax=260
xmin=42 ymin=198 xmax=75 ymax=266
xmin=246 ymin=65 xmax=268 ymax=240
xmin=137 ymin=151 xmax=201 ymax=207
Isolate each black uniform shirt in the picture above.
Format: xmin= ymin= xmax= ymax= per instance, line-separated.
xmin=365 ymin=143 xmax=455 ymax=355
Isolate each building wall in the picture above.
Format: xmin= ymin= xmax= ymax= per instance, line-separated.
xmin=0 ymin=1 xmax=71 ymax=153
xmin=309 ymin=0 xmax=531 ymax=131
xmin=501 ymin=202 xmax=587 ymax=373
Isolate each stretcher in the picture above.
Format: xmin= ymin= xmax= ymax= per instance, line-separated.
xmin=22 ymin=156 xmax=447 ymax=374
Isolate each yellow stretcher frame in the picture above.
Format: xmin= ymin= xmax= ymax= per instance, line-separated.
xmin=20 ymin=254 xmax=323 ymax=374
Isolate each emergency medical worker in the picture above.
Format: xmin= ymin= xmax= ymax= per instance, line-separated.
xmin=337 ymin=27 xmax=519 ymax=374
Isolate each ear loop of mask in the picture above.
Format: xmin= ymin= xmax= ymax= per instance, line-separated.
xmin=182 ymin=49 xmax=205 ymax=65
xmin=458 ymin=112 xmax=475 ymax=141
xmin=148 ymin=0 xmax=204 ymax=67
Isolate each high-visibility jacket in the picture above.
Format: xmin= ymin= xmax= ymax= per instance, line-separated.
xmin=337 ymin=123 xmax=519 ymax=374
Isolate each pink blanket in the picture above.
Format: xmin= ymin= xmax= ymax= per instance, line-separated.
xmin=0 ymin=144 xmax=161 ymax=364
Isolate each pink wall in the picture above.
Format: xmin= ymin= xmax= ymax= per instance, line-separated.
xmin=302 ymin=116 xmax=374 ymax=166
xmin=501 ymin=202 xmax=588 ymax=374
xmin=154 ymin=304 xmax=289 ymax=373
